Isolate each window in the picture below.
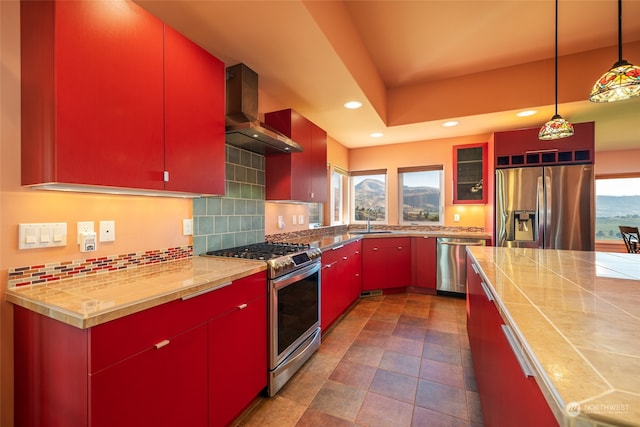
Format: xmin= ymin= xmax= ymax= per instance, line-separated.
xmin=350 ymin=169 xmax=387 ymax=224
xmin=398 ymin=166 xmax=444 ymax=225
xmin=595 ymin=175 xmax=640 ymax=241
xmin=330 ymin=167 xmax=347 ymax=225
xmin=308 ymin=203 xmax=322 ymax=228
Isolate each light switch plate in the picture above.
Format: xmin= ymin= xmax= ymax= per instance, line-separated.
xmin=183 ymin=218 xmax=193 ymax=236
xmin=19 ymin=223 xmax=67 ymax=249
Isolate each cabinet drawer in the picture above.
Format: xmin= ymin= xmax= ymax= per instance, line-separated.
xmin=89 ymin=271 xmax=266 ymax=373
xmin=363 ymin=237 xmax=410 ymax=249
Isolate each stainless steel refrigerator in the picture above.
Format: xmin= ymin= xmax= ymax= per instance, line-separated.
xmin=495 ymin=164 xmax=594 ymax=250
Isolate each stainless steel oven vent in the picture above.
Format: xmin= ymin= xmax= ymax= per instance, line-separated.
xmin=225 ymin=64 xmax=303 ymax=155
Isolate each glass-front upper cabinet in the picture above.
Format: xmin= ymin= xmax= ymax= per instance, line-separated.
xmin=453 ymin=143 xmax=487 ymax=204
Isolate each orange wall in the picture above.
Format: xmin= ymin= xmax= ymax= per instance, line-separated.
xmin=595 ymin=148 xmax=640 ymax=175
xmin=349 ymin=134 xmax=492 ymax=228
xmin=265 ymin=202 xmax=310 ymax=235
xmin=1 ymin=3 xmax=191 ymax=424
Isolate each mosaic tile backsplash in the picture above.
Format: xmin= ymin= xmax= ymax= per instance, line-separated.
xmin=8 ymin=246 xmax=192 ymax=288
xmin=192 ymin=145 xmax=266 ymax=255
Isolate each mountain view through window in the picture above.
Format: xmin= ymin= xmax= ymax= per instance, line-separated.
xmin=353 ymin=175 xmax=386 ymax=221
xmin=596 ymin=177 xmax=640 ymax=240
xmin=399 ymin=168 xmax=443 ymax=224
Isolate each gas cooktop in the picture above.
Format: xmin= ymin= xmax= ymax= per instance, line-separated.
xmin=205 ymin=242 xmax=322 ymax=278
xmin=206 ymin=242 xmax=312 ymax=260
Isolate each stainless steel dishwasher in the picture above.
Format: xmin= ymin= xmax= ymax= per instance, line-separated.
xmin=436 ymin=237 xmax=486 ymax=295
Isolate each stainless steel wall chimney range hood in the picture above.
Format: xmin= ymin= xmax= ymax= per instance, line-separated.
xmin=225 ymin=64 xmax=303 ymax=155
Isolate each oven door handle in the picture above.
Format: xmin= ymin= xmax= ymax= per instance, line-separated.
xmin=271 ymin=261 xmax=321 ymax=291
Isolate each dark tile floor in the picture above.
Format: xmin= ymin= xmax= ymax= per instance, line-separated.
xmin=237 ymin=293 xmax=484 ymax=427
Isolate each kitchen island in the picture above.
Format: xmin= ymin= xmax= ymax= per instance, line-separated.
xmin=467 ymin=246 xmax=640 ymax=427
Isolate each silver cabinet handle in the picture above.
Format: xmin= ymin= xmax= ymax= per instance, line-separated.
xmin=372 ymin=247 xmax=379 ymax=251
xmin=397 ymin=246 xmax=404 ymax=250
xmin=501 ymin=325 xmax=535 ymax=378
xmin=154 ymin=339 xmax=170 ymax=350
xmin=471 ymin=263 xmax=479 ymax=274
xmin=440 ymin=241 xmax=484 ymax=246
xmin=342 ymin=256 xmax=348 ymax=260
xmin=331 ymin=244 xmax=345 ymax=251
xmin=480 ymin=281 xmax=494 ymax=302
xmin=237 ymin=303 xmax=248 ymax=310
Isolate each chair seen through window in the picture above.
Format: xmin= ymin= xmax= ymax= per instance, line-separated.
xmin=619 ymin=226 xmax=640 ymax=253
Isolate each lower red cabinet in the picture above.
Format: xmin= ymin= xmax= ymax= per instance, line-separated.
xmin=362 ymin=237 xmax=411 ymax=291
xmin=91 ymin=324 xmax=208 ymax=427
xmin=209 ymin=290 xmax=267 ymax=427
xmin=412 ymin=236 xmax=437 ymax=291
xmin=321 ymin=240 xmax=362 ymax=332
xmin=467 ymin=261 xmax=557 ymax=427
xmin=14 ymin=272 xmax=267 ymax=427
xmin=349 ymin=240 xmax=363 ymax=302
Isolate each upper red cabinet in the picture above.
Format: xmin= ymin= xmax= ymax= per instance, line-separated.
xmin=164 ymin=25 xmax=225 ymax=195
xmin=20 ymin=0 xmax=225 ymax=195
xmin=264 ymin=109 xmax=328 ymax=202
xmin=494 ymin=121 xmax=594 ymax=168
xmin=453 ymin=142 xmax=488 ymax=204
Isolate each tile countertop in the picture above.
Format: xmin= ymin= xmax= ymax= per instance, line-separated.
xmin=5 ymin=257 xmax=266 ymax=329
xmin=299 ymin=230 xmax=492 ymax=251
xmin=467 ymin=246 xmax=640 ymax=427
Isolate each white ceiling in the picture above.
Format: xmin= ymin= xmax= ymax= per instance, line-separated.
xmin=137 ymin=0 xmax=640 ymax=152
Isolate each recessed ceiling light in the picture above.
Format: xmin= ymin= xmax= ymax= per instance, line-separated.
xmin=442 ymin=121 xmax=459 ymax=127
xmin=517 ymin=110 xmax=537 ymax=117
xmin=344 ymin=101 xmax=362 ymax=109
xmin=370 ymin=132 xmax=384 ymax=138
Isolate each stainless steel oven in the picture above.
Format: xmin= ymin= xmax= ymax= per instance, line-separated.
xmin=205 ymin=242 xmax=322 ymax=396
xmin=268 ymin=259 xmax=321 ymax=396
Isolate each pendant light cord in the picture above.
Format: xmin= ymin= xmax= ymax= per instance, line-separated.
xmin=554 ymin=0 xmax=558 ymax=116
xmin=617 ymin=0 xmax=623 ymax=62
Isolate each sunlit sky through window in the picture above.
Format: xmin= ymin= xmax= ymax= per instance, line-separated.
xmin=596 ymin=178 xmax=640 ymax=197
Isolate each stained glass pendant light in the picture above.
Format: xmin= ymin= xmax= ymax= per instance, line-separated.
xmin=539 ymin=0 xmax=574 ymax=140
xmin=589 ymin=0 xmax=640 ymax=102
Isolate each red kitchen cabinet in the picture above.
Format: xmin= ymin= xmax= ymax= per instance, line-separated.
xmin=321 ymin=245 xmax=344 ymax=331
xmin=20 ymin=0 xmax=225 ymax=195
xmin=208 ymin=280 xmax=267 ymax=427
xmin=362 ymin=237 xmax=412 ymax=291
xmin=264 ymin=109 xmax=328 ymax=202
xmin=349 ymin=240 xmax=363 ymax=301
xmin=91 ymin=324 xmax=208 ymax=427
xmin=467 ymin=260 xmax=558 ymax=427
xmin=453 ymin=143 xmax=488 ymax=204
xmin=321 ymin=240 xmax=362 ymax=332
xmin=164 ymin=25 xmax=226 ymax=195
xmin=412 ymin=236 xmax=437 ymax=292
xmin=13 ymin=271 xmax=267 ymax=427
xmin=494 ymin=122 xmax=594 ymax=168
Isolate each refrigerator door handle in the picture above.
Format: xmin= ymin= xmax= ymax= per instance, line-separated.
xmin=537 ymin=174 xmax=546 ymax=249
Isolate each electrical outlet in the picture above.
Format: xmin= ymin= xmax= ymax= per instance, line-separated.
xmin=99 ymin=220 xmax=116 ymax=242
xmin=77 ymin=221 xmax=94 ymax=244
xmin=292 ymin=215 xmax=297 ymax=225
xmin=454 ymin=213 xmax=461 ymax=223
